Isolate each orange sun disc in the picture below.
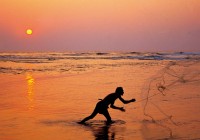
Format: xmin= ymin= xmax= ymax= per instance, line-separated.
xmin=26 ymin=29 xmax=33 ymax=35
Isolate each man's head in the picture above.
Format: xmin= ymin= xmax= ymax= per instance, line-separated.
xmin=115 ymin=87 xmax=124 ymax=95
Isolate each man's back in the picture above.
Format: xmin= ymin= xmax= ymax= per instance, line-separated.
xmin=102 ymin=93 xmax=119 ymax=106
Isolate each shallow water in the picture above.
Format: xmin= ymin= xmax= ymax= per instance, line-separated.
xmin=1 ymin=52 xmax=199 ymax=75
xmin=0 ymin=52 xmax=200 ymax=140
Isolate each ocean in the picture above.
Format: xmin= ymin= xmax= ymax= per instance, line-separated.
xmin=1 ymin=52 xmax=199 ymax=74
xmin=0 ymin=52 xmax=200 ymax=140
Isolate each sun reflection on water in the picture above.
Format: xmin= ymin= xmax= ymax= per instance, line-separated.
xmin=26 ymin=73 xmax=35 ymax=110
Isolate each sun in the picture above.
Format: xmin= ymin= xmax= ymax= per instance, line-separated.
xmin=26 ymin=29 xmax=33 ymax=35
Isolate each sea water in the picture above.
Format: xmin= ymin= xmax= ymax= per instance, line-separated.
xmin=1 ymin=52 xmax=199 ymax=74
xmin=0 ymin=52 xmax=200 ymax=140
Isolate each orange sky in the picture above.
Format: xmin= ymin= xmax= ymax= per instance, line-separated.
xmin=0 ymin=0 xmax=200 ymax=52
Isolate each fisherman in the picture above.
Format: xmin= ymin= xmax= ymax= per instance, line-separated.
xmin=79 ymin=87 xmax=136 ymax=124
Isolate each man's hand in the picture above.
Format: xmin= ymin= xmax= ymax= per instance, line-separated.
xmin=130 ymin=98 xmax=136 ymax=102
xmin=119 ymin=107 xmax=126 ymax=112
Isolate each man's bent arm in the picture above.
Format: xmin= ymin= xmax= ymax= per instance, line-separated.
xmin=110 ymin=104 xmax=124 ymax=111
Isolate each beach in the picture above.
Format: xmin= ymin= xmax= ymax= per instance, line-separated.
xmin=0 ymin=52 xmax=200 ymax=140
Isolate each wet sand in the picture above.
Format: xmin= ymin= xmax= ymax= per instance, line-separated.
xmin=0 ymin=59 xmax=200 ymax=140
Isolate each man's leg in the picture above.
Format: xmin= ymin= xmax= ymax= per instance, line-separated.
xmin=102 ymin=110 xmax=112 ymax=124
xmin=80 ymin=108 xmax=98 ymax=123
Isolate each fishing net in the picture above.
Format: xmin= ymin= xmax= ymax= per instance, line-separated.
xmin=140 ymin=59 xmax=200 ymax=137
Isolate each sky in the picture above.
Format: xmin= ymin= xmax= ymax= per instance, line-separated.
xmin=0 ymin=0 xmax=200 ymax=52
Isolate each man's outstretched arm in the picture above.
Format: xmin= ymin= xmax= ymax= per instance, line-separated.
xmin=119 ymin=96 xmax=136 ymax=104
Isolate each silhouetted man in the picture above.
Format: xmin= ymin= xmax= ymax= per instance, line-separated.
xmin=79 ymin=87 xmax=136 ymax=124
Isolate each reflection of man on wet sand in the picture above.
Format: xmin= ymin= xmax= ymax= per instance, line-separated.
xmin=89 ymin=124 xmax=115 ymax=140
xmin=79 ymin=87 xmax=136 ymax=124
